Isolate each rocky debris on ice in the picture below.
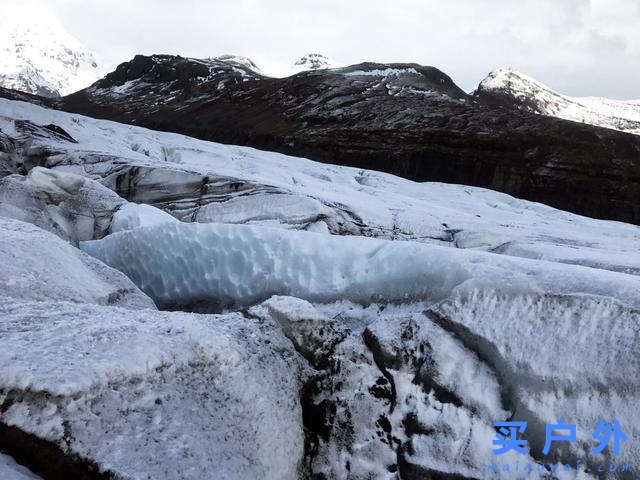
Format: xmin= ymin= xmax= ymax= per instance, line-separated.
xmin=265 ymin=292 xmax=638 ymax=479
xmin=252 ymin=296 xmax=348 ymax=368
xmin=0 ymin=297 xmax=308 ymax=480
xmin=0 ymin=216 xmax=154 ymax=309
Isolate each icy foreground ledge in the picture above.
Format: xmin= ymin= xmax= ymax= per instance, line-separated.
xmin=81 ymin=221 xmax=640 ymax=310
xmin=0 ymin=297 xmax=307 ymax=480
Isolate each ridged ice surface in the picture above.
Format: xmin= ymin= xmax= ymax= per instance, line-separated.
xmin=81 ymin=221 xmax=640 ymax=310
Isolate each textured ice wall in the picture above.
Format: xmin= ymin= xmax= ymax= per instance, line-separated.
xmin=81 ymin=221 xmax=640 ymax=309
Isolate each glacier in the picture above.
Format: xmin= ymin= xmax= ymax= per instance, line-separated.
xmin=0 ymin=94 xmax=639 ymax=479
xmin=2 ymin=97 xmax=640 ymax=276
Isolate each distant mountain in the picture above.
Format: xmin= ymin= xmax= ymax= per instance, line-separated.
xmin=475 ymin=68 xmax=640 ymax=135
xmin=287 ymin=53 xmax=340 ymax=76
xmin=0 ymin=3 xmax=102 ymax=97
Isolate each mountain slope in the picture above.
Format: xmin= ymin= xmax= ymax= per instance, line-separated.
xmin=475 ymin=68 xmax=640 ymax=135
xmin=0 ymin=3 xmax=102 ymax=97
xmin=40 ymin=54 xmax=640 ymax=225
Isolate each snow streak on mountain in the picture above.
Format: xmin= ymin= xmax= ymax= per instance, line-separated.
xmin=0 ymin=3 xmax=102 ymax=97
xmin=476 ymin=68 xmax=640 ymax=135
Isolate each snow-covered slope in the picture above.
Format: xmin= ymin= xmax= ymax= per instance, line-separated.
xmin=476 ymin=68 xmax=640 ymax=135
xmin=286 ymin=53 xmax=340 ymax=76
xmin=0 ymin=3 xmax=102 ymax=97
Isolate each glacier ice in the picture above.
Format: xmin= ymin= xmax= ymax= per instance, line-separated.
xmin=0 ymin=297 xmax=307 ymax=480
xmin=81 ymin=221 xmax=640 ymax=311
xmin=2 ymin=98 xmax=640 ymax=278
xmin=109 ymin=201 xmax=178 ymax=233
xmin=251 ymin=296 xmax=625 ymax=479
xmin=1 ymin=95 xmax=639 ymax=479
xmin=0 ymin=454 xmax=41 ymax=480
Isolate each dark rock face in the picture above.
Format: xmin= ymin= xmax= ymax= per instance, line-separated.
xmin=4 ymin=54 xmax=640 ymax=224
xmin=0 ymin=86 xmax=51 ymax=106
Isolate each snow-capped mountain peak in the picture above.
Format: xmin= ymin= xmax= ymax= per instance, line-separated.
xmin=288 ymin=53 xmax=340 ymax=76
xmin=476 ymin=68 xmax=640 ymax=135
xmin=212 ymin=54 xmax=262 ymax=74
xmin=0 ymin=2 xmax=102 ymax=97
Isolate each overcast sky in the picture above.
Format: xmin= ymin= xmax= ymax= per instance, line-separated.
xmin=26 ymin=0 xmax=640 ymax=98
